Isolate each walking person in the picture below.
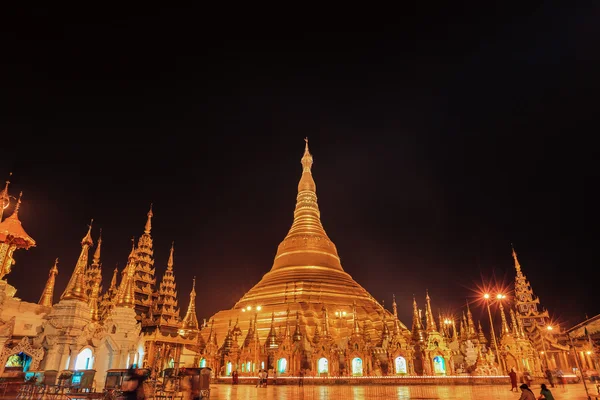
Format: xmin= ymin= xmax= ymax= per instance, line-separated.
xmin=509 ymin=368 xmax=519 ymax=392
xmin=545 ymin=368 xmax=555 ymax=388
xmin=537 ymin=383 xmax=555 ymax=400
xmin=556 ymin=369 xmax=566 ymax=389
xmin=518 ymin=383 xmax=536 ymax=400
xmin=298 ymin=369 xmax=304 ymax=387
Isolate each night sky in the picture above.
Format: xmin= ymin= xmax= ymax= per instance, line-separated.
xmin=1 ymin=5 xmax=599 ymax=331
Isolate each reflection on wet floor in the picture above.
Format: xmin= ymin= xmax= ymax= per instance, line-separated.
xmin=208 ymin=383 xmax=592 ymax=400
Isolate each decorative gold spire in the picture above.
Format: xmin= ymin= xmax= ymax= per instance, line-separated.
xmin=392 ymin=294 xmax=398 ymax=318
xmin=411 ymin=296 xmax=424 ymax=342
xmin=477 ymin=320 xmax=488 ymax=344
xmin=61 ymin=221 xmax=94 ymax=302
xmin=116 ymin=238 xmax=137 ymax=308
xmin=145 ymin=203 xmax=153 ymax=234
xmin=466 ymin=301 xmax=476 ymax=338
xmin=509 ymin=308 xmax=520 ymax=336
xmin=425 ymin=290 xmax=437 ymax=332
xmin=99 ymin=264 xmax=120 ymax=319
xmin=133 ymin=206 xmax=156 ymax=322
xmin=266 ymin=312 xmax=278 ymax=349
xmin=511 ymin=243 xmax=522 ymax=275
xmin=110 ymin=266 xmax=118 ymax=288
xmin=87 ymin=230 xmax=103 ymax=321
xmin=152 ymin=242 xmax=181 ymax=329
xmin=181 ymin=277 xmax=199 ymax=332
xmin=293 ymin=311 xmax=303 ymax=342
xmin=271 ymin=138 xmax=343 ymax=272
xmin=39 ymin=258 xmax=59 ymax=307
xmin=499 ymin=301 xmax=510 ymax=336
xmin=116 ymin=266 xmax=135 ymax=308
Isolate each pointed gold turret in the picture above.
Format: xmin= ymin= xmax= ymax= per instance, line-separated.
xmin=152 ymin=241 xmax=181 ymax=330
xmin=116 ymin=239 xmax=137 ymax=308
xmin=511 ymin=243 xmax=522 ymax=275
xmin=87 ymin=230 xmax=103 ymax=321
xmin=411 ymin=296 xmax=424 ymax=342
xmin=181 ymin=277 xmax=199 ymax=333
xmin=61 ymin=221 xmax=94 ymax=302
xmin=425 ymin=290 xmax=437 ymax=332
xmin=116 ymin=266 xmax=135 ymax=308
xmin=39 ymin=258 xmax=59 ymax=307
xmin=499 ymin=300 xmax=510 ymax=335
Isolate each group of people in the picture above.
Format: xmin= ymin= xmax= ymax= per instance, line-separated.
xmin=509 ymin=367 xmax=558 ymax=400
xmin=256 ymin=370 xmax=269 ymax=388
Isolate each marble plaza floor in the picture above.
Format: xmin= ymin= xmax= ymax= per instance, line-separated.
xmin=207 ymin=383 xmax=598 ymax=400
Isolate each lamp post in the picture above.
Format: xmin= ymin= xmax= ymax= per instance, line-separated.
xmin=540 ymin=325 xmax=553 ymax=370
xmin=484 ymin=293 xmax=503 ymax=373
xmin=443 ymin=318 xmax=453 ymax=338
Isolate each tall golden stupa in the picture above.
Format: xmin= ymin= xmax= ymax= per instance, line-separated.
xmin=204 ymin=139 xmax=409 ymax=356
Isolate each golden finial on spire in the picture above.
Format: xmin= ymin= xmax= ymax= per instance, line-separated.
xmin=300 ymin=137 xmax=314 ymax=174
xmin=181 ymin=275 xmax=199 ymax=332
xmin=92 ymin=228 xmax=102 ymax=264
xmin=167 ymin=241 xmax=174 ymax=270
xmin=145 ymin=203 xmax=153 ymax=234
xmin=39 ymin=258 xmax=59 ymax=307
xmin=511 ymin=243 xmax=522 ymax=273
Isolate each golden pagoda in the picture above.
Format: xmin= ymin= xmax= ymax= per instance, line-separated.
xmin=203 ymin=139 xmax=410 ymax=375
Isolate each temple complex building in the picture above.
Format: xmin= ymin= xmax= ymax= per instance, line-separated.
xmin=0 ymin=140 xmax=595 ymax=390
xmin=511 ymin=247 xmax=572 ymax=372
xmin=0 ymin=178 xmax=200 ymax=390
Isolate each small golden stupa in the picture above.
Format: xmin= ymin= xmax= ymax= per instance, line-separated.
xmin=204 ymin=139 xmax=408 ymax=352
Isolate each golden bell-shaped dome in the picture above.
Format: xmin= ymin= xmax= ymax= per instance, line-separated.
xmin=203 ymin=140 xmax=407 ymax=349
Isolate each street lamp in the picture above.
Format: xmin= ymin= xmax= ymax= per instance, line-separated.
xmin=443 ymin=318 xmax=453 ymax=338
xmin=540 ymin=325 xmax=553 ymax=369
xmin=484 ymin=293 xmax=506 ymax=373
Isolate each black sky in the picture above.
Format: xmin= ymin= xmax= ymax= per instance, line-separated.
xmin=1 ymin=4 xmax=599 ymax=330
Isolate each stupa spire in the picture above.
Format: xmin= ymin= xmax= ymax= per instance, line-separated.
xmin=509 ymin=308 xmax=520 ymax=336
xmin=293 ymin=311 xmax=303 ymax=342
xmin=99 ymin=264 xmax=120 ymax=319
xmin=425 ymin=290 xmax=437 ymax=332
xmin=116 ymin=238 xmax=137 ymax=308
xmin=86 ymin=230 xmax=103 ymax=321
xmin=39 ymin=258 xmax=59 ymax=307
xmin=466 ymin=301 xmax=476 ymax=338
xmin=499 ymin=301 xmax=510 ymax=336
xmin=153 ymin=242 xmax=181 ymax=329
xmin=61 ymin=221 xmax=94 ymax=302
xmin=181 ymin=277 xmax=199 ymax=332
xmin=271 ymin=138 xmax=343 ymax=272
xmin=478 ymin=320 xmax=488 ymax=344
xmin=133 ymin=206 xmax=156 ymax=321
xmin=511 ymin=243 xmax=522 ymax=276
xmin=411 ymin=296 xmax=424 ymax=342
xmin=145 ymin=203 xmax=153 ymax=234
